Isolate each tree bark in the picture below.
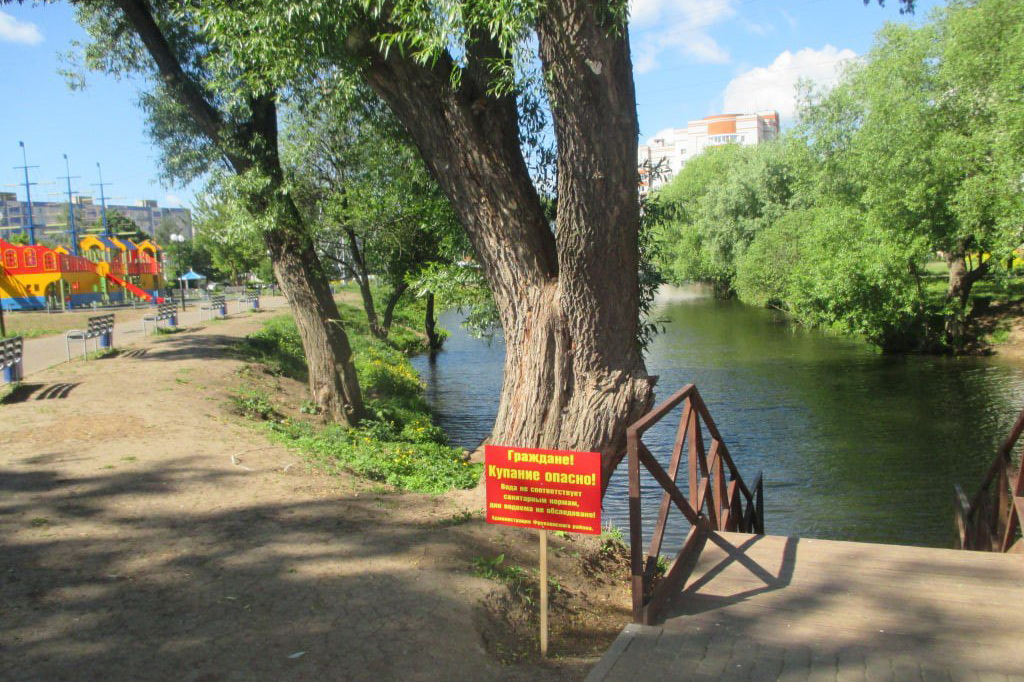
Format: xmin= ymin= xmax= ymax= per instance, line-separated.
xmin=248 ymin=97 xmax=366 ymax=425
xmin=944 ymin=243 xmax=990 ymax=346
xmin=380 ymin=280 xmax=409 ymax=336
xmin=349 ymin=0 xmax=653 ymax=483
xmin=264 ymin=206 xmax=365 ymax=425
xmin=945 ymin=246 xmax=989 ymax=310
xmin=424 ymin=291 xmax=442 ymax=352
xmin=343 ymin=226 xmax=383 ymax=338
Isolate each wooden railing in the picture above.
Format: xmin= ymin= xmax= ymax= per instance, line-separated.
xmin=955 ymin=407 xmax=1024 ymax=553
xmin=627 ymin=384 xmax=764 ymax=624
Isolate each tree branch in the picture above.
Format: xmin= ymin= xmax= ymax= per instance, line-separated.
xmin=112 ymin=0 xmax=228 ymax=154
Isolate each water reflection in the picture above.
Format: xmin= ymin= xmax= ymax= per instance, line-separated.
xmin=411 ymin=286 xmax=1024 ymax=549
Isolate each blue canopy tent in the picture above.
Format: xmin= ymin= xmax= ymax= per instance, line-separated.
xmin=178 ymin=268 xmax=206 ymax=298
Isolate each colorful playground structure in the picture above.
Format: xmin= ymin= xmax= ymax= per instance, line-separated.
xmin=0 ymin=235 xmax=166 ymax=310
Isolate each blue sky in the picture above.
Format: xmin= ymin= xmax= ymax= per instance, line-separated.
xmin=0 ymin=0 xmax=942 ymax=212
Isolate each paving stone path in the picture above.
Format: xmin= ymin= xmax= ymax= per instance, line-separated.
xmin=586 ymin=532 xmax=1024 ymax=682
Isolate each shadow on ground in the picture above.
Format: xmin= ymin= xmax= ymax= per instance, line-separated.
xmin=2 ymin=383 xmax=80 ymax=404
xmin=0 ymin=459 xmax=560 ymax=682
xmin=604 ymin=531 xmax=1024 ymax=681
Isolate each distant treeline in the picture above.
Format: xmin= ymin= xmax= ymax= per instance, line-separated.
xmin=650 ymin=0 xmax=1024 ymax=353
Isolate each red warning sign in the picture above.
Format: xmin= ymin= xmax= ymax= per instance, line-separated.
xmin=485 ymin=445 xmax=602 ymax=535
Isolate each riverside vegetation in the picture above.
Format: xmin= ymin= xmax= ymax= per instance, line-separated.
xmin=234 ymin=297 xmax=479 ymax=493
xmin=227 ymin=296 xmax=638 ymax=669
xmin=651 ymin=0 xmax=1024 ymax=354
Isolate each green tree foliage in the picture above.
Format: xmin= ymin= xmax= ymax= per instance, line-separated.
xmin=412 ymin=262 xmax=499 ymax=341
xmin=797 ymin=0 xmax=1024 ymax=343
xmin=163 ymin=233 xmax=214 ymax=281
xmin=655 ymin=0 xmax=1023 ymax=353
xmin=191 ymin=187 xmax=272 ymax=285
xmin=736 ymin=204 xmax=933 ymax=350
xmin=281 ymin=78 xmax=464 ymax=339
xmin=653 ymin=141 xmax=807 ymax=297
xmin=89 ymin=210 xmax=146 ymax=241
xmin=64 ymin=0 xmax=367 ymax=424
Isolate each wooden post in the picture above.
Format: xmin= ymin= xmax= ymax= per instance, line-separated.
xmin=539 ymin=530 xmax=548 ymax=657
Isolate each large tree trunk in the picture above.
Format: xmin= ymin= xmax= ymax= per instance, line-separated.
xmin=944 ymin=243 xmax=990 ymax=345
xmin=249 ymin=99 xmax=366 ymax=425
xmin=945 ymin=246 xmax=989 ymax=310
xmin=533 ymin=0 xmax=654 ymax=480
xmin=350 ymin=1 xmax=653 ymax=483
xmin=264 ymin=209 xmax=365 ymax=426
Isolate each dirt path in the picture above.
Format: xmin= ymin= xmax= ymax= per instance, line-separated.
xmin=1 ymin=312 xmax=627 ymax=681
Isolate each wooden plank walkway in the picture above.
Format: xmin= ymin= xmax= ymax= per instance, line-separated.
xmin=586 ymin=532 xmax=1024 ymax=681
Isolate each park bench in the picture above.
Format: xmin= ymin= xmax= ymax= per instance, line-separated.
xmin=200 ymin=294 xmax=227 ymax=321
xmin=238 ymin=291 xmax=260 ymax=311
xmin=142 ymin=302 xmax=178 ymax=335
xmin=66 ymin=314 xmax=114 ymax=361
xmin=1 ymin=336 xmax=24 ymax=383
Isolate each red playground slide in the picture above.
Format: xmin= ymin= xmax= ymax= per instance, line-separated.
xmin=103 ymin=272 xmax=165 ymax=303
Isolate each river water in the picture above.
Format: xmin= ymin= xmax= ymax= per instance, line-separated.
xmin=410 ymin=285 xmax=1024 ymax=549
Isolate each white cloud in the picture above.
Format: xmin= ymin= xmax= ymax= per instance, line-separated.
xmin=631 ymin=0 xmax=735 ymax=71
xmin=721 ymin=45 xmax=857 ymax=121
xmin=164 ymin=194 xmax=182 ymax=207
xmin=741 ymin=19 xmax=772 ymax=37
xmin=643 ymin=127 xmax=678 ymax=146
xmin=0 ymin=12 xmax=42 ymax=45
xmin=779 ymin=9 xmax=798 ymax=32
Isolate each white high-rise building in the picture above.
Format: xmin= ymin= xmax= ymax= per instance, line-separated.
xmin=638 ymin=110 xmax=780 ymax=193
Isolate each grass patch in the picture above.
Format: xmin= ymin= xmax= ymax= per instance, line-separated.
xmin=153 ymin=326 xmax=183 ymax=335
xmin=267 ymin=419 xmax=479 ymax=493
xmin=237 ymin=315 xmax=308 ymax=380
xmin=437 ymin=509 xmax=484 ymax=526
xmin=987 ymin=321 xmax=1013 ymax=344
xmin=2 ymin=328 xmax=59 ymax=340
xmin=230 ymin=389 xmax=278 ymax=420
xmin=474 ymin=554 xmax=529 ymax=585
xmin=472 ymin=554 xmax=563 ymax=603
xmin=237 ymin=307 xmax=478 ymax=494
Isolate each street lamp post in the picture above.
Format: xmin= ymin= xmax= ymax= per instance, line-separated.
xmin=170 ymin=233 xmax=186 ymax=310
xmin=94 ymin=163 xmax=112 ymax=237
xmin=15 ymin=141 xmax=38 ymax=245
xmin=60 ymin=155 xmax=80 ymax=255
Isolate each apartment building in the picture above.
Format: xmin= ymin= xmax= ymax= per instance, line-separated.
xmin=638 ymin=110 xmax=780 ymax=193
xmin=0 ymin=193 xmax=192 ymax=242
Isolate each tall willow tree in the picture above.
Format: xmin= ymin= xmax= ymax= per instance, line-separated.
xmin=67 ymin=0 xmax=365 ymax=424
xmin=799 ymin=0 xmax=1024 ymax=344
xmin=194 ymin=0 xmax=652 ymax=482
xmin=193 ymin=0 xmax=911 ymax=482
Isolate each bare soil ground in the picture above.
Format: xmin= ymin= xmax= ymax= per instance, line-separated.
xmin=975 ymin=300 xmax=1024 ymax=362
xmin=0 ymin=311 xmax=631 ymax=682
